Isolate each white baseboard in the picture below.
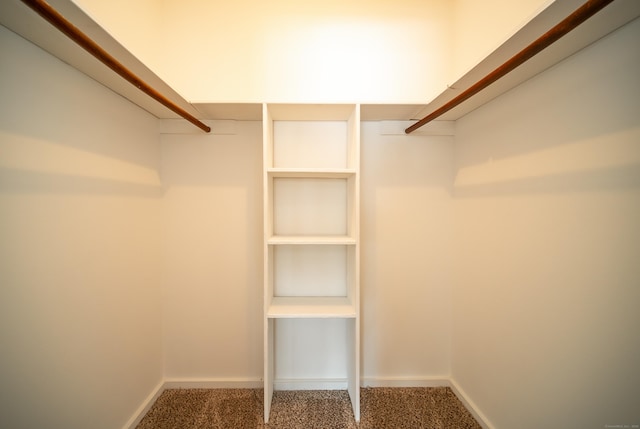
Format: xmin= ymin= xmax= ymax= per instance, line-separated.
xmin=274 ymin=378 xmax=347 ymax=390
xmin=124 ymin=380 xmax=165 ymax=429
xmin=449 ymin=379 xmax=494 ymax=429
xmin=163 ymin=378 xmax=263 ymax=389
xmin=361 ymin=376 xmax=450 ymax=388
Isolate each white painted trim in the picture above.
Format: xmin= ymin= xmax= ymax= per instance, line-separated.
xmin=274 ymin=378 xmax=348 ymax=391
xmin=361 ymin=376 xmax=450 ymax=388
xmin=163 ymin=378 xmax=263 ymax=389
xmin=159 ymin=119 xmax=237 ymax=135
xmin=123 ymin=380 xmax=165 ymax=429
xmin=449 ymin=379 xmax=494 ymax=429
xmin=379 ymin=120 xmax=455 ymax=136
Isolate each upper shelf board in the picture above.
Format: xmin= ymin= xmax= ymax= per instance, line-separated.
xmin=266 ymin=104 xmax=357 ymax=121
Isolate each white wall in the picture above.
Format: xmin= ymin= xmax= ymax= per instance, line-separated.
xmin=158 ymin=119 xmax=455 ymax=386
xmin=452 ymin=18 xmax=640 ymax=428
xmin=361 ymin=122 xmax=454 ymax=383
xmin=0 ymin=26 xmax=163 ymax=429
xmin=159 ymin=121 xmax=263 ymax=382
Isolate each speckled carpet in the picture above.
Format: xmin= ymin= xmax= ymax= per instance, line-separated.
xmin=136 ymin=387 xmax=481 ymax=428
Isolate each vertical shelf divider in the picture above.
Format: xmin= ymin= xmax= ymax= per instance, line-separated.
xmin=263 ymin=103 xmax=275 ymax=423
xmin=347 ymin=104 xmax=360 ymax=421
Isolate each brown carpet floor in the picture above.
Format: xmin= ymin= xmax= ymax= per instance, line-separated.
xmin=136 ymin=387 xmax=481 ymax=428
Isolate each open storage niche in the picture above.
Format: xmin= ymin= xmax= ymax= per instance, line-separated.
xmin=268 ymin=172 xmax=357 ymax=239
xmin=273 ymin=177 xmax=347 ymax=236
xmin=273 ymin=318 xmax=351 ymax=389
xmin=263 ymin=104 xmax=360 ymax=423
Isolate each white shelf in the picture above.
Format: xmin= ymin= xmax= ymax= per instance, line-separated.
xmin=267 ymin=297 xmax=357 ymax=318
xmin=267 ymin=168 xmax=356 ymax=178
xmin=267 ymin=104 xmax=357 ymax=121
xmin=268 ymin=236 xmax=356 ymax=245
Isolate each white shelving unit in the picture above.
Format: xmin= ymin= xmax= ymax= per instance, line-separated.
xmin=263 ymin=104 xmax=360 ymax=423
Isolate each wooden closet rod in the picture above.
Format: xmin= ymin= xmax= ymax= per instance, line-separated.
xmin=21 ymin=0 xmax=211 ymax=133
xmin=405 ymin=0 xmax=615 ymax=134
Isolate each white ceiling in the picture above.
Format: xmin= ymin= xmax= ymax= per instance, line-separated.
xmin=1 ymin=0 xmax=639 ymax=126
